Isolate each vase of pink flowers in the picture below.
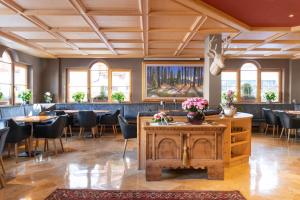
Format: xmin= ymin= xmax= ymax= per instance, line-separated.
xmin=221 ymin=90 xmax=237 ymax=117
xmin=182 ymin=97 xmax=208 ymax=124
xmin=152 ymin=112 xmax=173 ymax=125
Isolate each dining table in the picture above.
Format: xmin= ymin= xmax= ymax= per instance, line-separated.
xmin=13 ymin=115 xmax=57 ymax=157
xmin=54 ymin=110 xmax=111 ymax=115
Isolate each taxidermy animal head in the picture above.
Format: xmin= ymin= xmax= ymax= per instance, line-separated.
xmin=207 ymin=36 xmax=229 ymax=76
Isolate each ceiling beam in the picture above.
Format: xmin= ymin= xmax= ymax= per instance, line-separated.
xmin=172 ymin=0 xmax=250 ymax=32
xmin=236 ymin=32 xmax=288 ymax=55
xmin=0 ymin=30 xmax=55 ymax=58
xmin=139 ymin=0 xmax=149 ymax=56
xmin=251 ymin=27 xmax=291 ymax=32
xmin=174 ymin=16 xmax=207 ymax=56
xmin=68 ymin=0 xmax=117 ymax=55
xmin=26 ymin=39 xmax=144 ymax=43
xmin=230 ymin=39 xmax=300 ymax=44
xmin=0 ymin=0 xmax=87 ymax=55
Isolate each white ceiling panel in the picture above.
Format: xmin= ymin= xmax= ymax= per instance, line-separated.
xmin=0 ymin=15 xmax=35 ymax=27
xmin=37 ymin=16 xmax=88 ymax=27
xmin=13 ymin=31 xmax=55 ymax=39
xmin=61 ymin=32 xmax=99 ymax=39
xmin=93 ymin=16 xmax=140 ymax=28
xmin=14 ymin=0 xmax=73 ymax=9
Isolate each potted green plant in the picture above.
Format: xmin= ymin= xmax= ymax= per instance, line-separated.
xmin=0 ymin=91 xmax=3 ymax=100
xmin=241 ymin=83 xmax=254 ymax=100
xmin=264 ymin=91 xmax=276 ymax=103
xmin=111 ymin=92 xmax=125 ymax=103
xmin=18 ymin=89 xmax=32 ymax=104
xmin=43 ymin=91 xmax=53 ymax=103
xmin=72 ymin=91 xmax=85 ymax=103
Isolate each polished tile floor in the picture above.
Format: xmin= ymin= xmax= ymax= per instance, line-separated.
xmin=1 ymin=133 xmax=300 ymax=200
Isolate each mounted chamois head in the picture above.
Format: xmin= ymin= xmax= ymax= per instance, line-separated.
xmin=207 ymin=36 xmax=229 ymax=76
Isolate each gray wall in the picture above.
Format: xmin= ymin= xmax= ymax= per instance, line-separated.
xmin=290 ymin=59 xmax=300 ymax=103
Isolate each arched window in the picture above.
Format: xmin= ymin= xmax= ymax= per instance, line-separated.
xmin=67 ymin=61 xmax=131 ymax=103
xmin=240 ymin=63 xmax=258 ymax=101
xmin=0 ymin=51 xmax=12 ymax=104
xmin=90 ymin=62 xmax=109 ymax=102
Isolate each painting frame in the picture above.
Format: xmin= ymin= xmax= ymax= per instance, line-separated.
xmin=142 ymin=61 xmax=204 ymax=102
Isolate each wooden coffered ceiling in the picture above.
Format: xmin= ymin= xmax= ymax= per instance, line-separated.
xmin=0 ymin=0 xmax=299 ymax=59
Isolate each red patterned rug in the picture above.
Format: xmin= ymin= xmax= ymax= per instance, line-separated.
xmin=45 ymin=189 xmax=246 ymax=200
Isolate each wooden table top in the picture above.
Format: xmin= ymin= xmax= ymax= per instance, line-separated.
xmin=55 ymin=110 xmax=111 ymax=114
xmin=286 ymin=110 xmax=300 ymax=115
xmin=13 ymin=116 xmax=57 ymax=123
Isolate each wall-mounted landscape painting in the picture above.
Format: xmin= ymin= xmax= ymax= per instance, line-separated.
xmin=142 ymin=62 xmax=204 ymax=101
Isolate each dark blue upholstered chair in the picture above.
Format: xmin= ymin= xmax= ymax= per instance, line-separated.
xmin=0 ymin=127 xmax=9 ymax=175
xmin=99 ymin=110 xmax=120 ymax=136
xmin=118 ymin=115 xmax=137 ymax=158
xmin=277 ymin=111 xmax=300 ymax=141
xmin=78 ymin=111 xmax=98 ymax=138
xmin=33 ymin=116 xmax=66 ymax=155
xmin=262 ymin=108 xmax=280 ymax=136
xmin=5 ymin=120 xmax=31 ymax=163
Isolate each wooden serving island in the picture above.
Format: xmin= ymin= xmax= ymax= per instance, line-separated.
xmin=144 ymin=122 xmax=226 ymax=181
xmin=138 ymin=112 xmax=253 ymax=170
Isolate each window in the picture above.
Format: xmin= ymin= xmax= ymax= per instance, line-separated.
xmin=112 ymin=71 xmax=131 ymax=101
xmin=221 ymin=62 xmax=282 ymax=103
xmin=261 ymin=71 xmax=280 ymax=102
xmin=14 ymin=64 xmax=28 ymax=104
xmin=67 ymin=70 xmax=88 ymax=102
xmin=221 ymin=71 xmax=237 ymax=95
xmin=90 ymin=63 xmax=108 ymax=102
xmin=67 ymin=62 xmax=131 ymax=102
xmin=0 ymin=51 xmax=12 ymax=104
xmin=240 ymin=63 xmax=257 ymax=101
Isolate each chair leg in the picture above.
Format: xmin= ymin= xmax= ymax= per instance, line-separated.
xmin=69 ymin=125 xmax=73 ymax=137
xmin=53 ymin=140 xmax=57 ymax=156
xmin=14 ymin=143 xmax=18 ymax=163
xmin=272 ymin=125 xmax=275 ymax=137
xmin=277 ymin=125 xmax=279 ymax=136
xmin=44 ymin=139 xmax=47 ymax=152
xmin=91 ymin=127 xmax=95 ymax=138
xmin=0 ymin=173 xmax=5 ymax=188
xmin=123 ymin=139 xmax=128 ymax=158
xmin=265 ymin=124 xmax=269 ymax=135
xmin=64 ymin=127 xmax=68 ymax=141
xmin=288 ymin=129 xmax=291 ymax=142
xmin=100 ymin=126 xmax=103 ymax=137
xmin=59 ymin=138 xmax=64 ymax=152
xmin=35 ymin=139 xmax=39 ymax=151
xmin=280 ymin=128 xmax=285 ymax=138
xmin=7 ymin=144 xmax=11 ymax=157
xmin=0 ymin=156 xmax=5 ymax=175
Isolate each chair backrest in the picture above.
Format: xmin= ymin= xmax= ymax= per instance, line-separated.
xmin=0 ymin=127 xmax=9 ymax=154
xmin=118 ymin=114 xmax=137 ymax=139
xmin=118 ymin=114 xmax=128 ymax=129
xmin=39 ymin=111 xmax=56 ymax=116
xmin=278 ymin=112 xmax=294 ymax=129
xmin=78 ymin=111 xmax=97 ymax=128
xmin=55 ymin=110 xmax=66 ymax=116
xmin=6 ymin=119 xmax=31 ymax=143
xmin=262 ymin=108 xmax=275 ymax=125
xmin=49 ymin=116 xmax=66 ymax=138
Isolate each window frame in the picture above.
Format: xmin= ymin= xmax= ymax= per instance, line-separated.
xmin=221 ymin=65 xmax=282 ymax=103
xmin=14 ymin=63 xmax=29 ymax=104
xmin=66 ymin=66 xmax=132 ymax=103
xmin=0 ymin=51 xmax=29 ymax=105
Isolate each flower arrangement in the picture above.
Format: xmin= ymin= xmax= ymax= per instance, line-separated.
xmin=72 ymin=91 xmax=85 ymax=103
xmin=221 ymin=90 xmax=236 ymax=107
xmin=44 ymin=92 xmax=53 ymax=103
xmin=18 ymin=89 xmax=32 ymax=104
xmin=182 ymin=97 xmax=208 ymax=112
xmin=264 ymin=91 xmax=276 ymax=103
xmin=152 ymin=112 xmax=173 ymax=124
xmin=0 ymin=91 xmax=3 ymax=100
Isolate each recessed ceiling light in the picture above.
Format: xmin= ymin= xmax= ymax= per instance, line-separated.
xmin=289 ymin=14 xmax=294 ymax=18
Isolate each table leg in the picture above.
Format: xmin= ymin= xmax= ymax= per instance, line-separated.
xmin=146 ymin=163 xmax=161 ymax=181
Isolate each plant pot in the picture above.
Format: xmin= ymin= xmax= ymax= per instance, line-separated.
xmin=187 ymin=111 xmax=205 ymax=125
xmin=266 ymin=100 xmax=272 ymax=104
xmin=223 ymin=107 xmax=237 ymax=117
